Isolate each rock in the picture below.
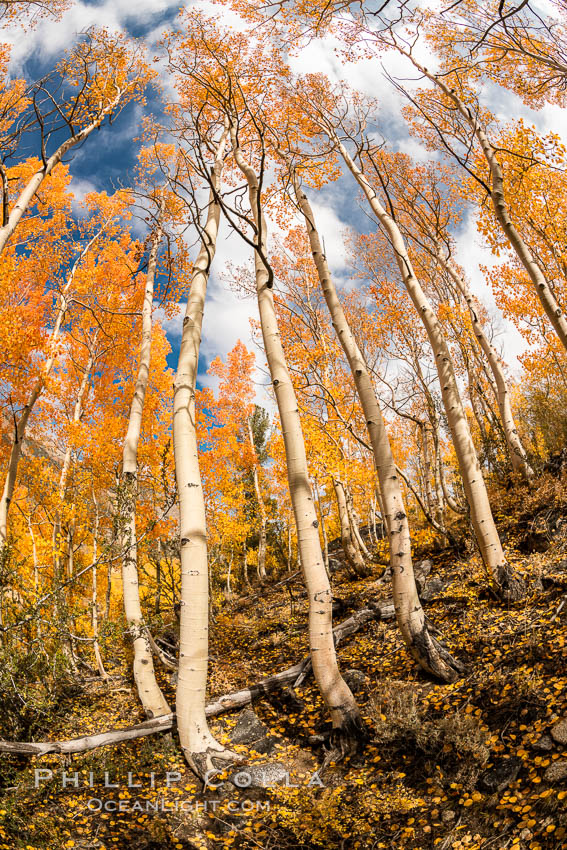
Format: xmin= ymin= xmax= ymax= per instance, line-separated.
xmin=478 ymin=757 xmax=522 ymax=793
xmin=551 ymin=718 xmax=567 ymax=746
xmin=230 ymin=709 xmax=269 ymax=746
xmin=421 ymin=577 xmax=444 ymax=602
xmin=544 ymin=761 xmax=567 ymax=783
xmin=343 ymin=669 xmax=367 ymax=694
xmin=228 ymin=762 xmax=289 ymax=788
xmin=532 ymin=734 xmax=554 ymax=752
xmin=415 ymin=559 xmax=433 ymax=577
xmin=229 ymin=708 xmax=279 ymax=755
xmin=328 ymin=558 xmax=342 ymax=574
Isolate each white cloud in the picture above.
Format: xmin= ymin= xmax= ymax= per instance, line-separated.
xmin=309 ymin=200 xmax=348 ymax=275
xmin=68 ymin=175 xmax=97 ymax=216
xmin=4 ymin=0 xmax=181 ymax=74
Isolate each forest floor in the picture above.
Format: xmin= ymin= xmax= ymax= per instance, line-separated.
xmin=1 ymin=524 xmax=567 ymax=849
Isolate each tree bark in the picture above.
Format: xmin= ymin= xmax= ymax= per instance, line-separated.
xmin=232 ymin=130 xmax=366 ymax=750
xmin=247 ymin=419 xmax=267 ymax=580
xmin=332 ymin=139 xmax=524 ymax=603
xmin=333 ymin=478 xmax=368 ymax=576
xmin=120 ymin=211 xmax=170 ymax=719
xmin=345 ymin=485 xmax=371 ymax=559
xmin=294 ymin=174 xmax=463 ymax=680
xmin=173 ymin=129 xmax=240 ymax=778
xmin=441 ymin=255 xmax=533 ymax=481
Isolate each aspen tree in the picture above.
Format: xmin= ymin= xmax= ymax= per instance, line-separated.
xmin=173 ymin=129 xmax=241 ymax=776
xmin=120 ymin=205 xmax=170 ymax=719
xmin=441 ymin=257 xmax=533 ymax=481
xmin=333 ymin=478 xmax=367 ymax=577
xmin=247 ymin=419 xmax=268 ymax=580
xmin=368 ymin=154 xmax=533 ymax=483
xmin=326 ymin=130 xmax=524 ymax=600
xmin=230 ymin=122 xmax=366 ymax=749
xmin=381 ymin=35 xmax=567 ymax=354
xmin=293 ymin=172 xmax=463 ymax=679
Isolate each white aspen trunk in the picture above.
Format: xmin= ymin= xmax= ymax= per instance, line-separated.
xmin=369 ymin=497 xmax=377 ymax=545
xmin=232 ymin=131 xmax=365 ymax=747
xmin=434 ymin=425 xmax=466 ymax=515
xmin=442 ymin=256 xmax=533 ymax=481
xmin=53 ymin=350 xmax=94 ymax=584
xmin=333 ymin=138 xmax=524 ymax=602
xmin=294 ymin=176 xmax=463 ymax=679
xmin=345 ymin=485 xmax=371 ymax=559
xmin=173 ymin=130 xmax=240 ymax=777
xmin=333 ymin=478 xmax=368 ymax=576
xmin=374 ymin=481 xmax=387 ymax=537
xmin=396 ymin=48 xmax=567 ymax=352
xmin=0 ymin=92 xmax=123 ymax=255
xmin=242 ymin=540 xmax=251 ymax=588
xmin=419 ymin=424 xmax=436 ymax=514
xmin=225 ymin=549 xmax=233 ymax=598
xmin=91 ymin=495 xmax=108 ymax=680
xmin=0 ymin=233 xmax=101 ymax=548
xmin=247 ymin=420 xmax=267 ymax=580
xmin=314 ymin=480 xmax=330 ymax=575
xmin=120 ymin=215 xmax=170 ymax=719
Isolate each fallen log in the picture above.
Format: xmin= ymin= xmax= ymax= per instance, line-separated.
xmin=0 ymin=580 xmax=445 ymax=757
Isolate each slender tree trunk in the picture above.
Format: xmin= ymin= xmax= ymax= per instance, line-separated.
xmin=442 ymin=256 xmax=533 ymax=481
xmin=396 ymin=47 xmax=567 ymax=352
xmin=333 ymin=478 xmax=368 ymax=576
xmin=370 ymin=496 xmax=377 ymax=544
xmin=294 ymin=174 xmax=463 ymax=680
xmin=91 ymin=495 xmax=108 ymax=680
xmin=345 ymin=485 xmax=371 ymax=559
xmin=173 ymin=130 xmax=239 ymax=777
xmin=242 ymin=540 xmax=250 ymax=588
xmin=374 ymin=481 xmax=387 ymax=537
xmin=120 ymin=213 xmax=170 ymax=719
xmin=233 ymin=131 xmax=365 ymax=749
xmin=0 ymin=94 xmax=122 ymax=255
xmin=155 ymin=541 xmax=162 ymax=616
xmin=314 ymin=480 xmax=330 ymax=576
xmin=105 ymin=563 xmax=113 ymax=623
xmin=247 ymin=419 xmax=267 ymax=580
xmin=332 ymin=141 xmax=524 ymax=602
xmin=53 ymin=350 xmax=94 ymax=596
xmin=225 ymin=548 xmax=233 ymax=599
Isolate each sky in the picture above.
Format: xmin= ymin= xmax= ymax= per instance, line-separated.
xmin=4 ymin=0 xmax=566 ymax=407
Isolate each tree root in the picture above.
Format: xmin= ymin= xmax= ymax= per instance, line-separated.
xmin=495 ymin=565 xmax=526 ymax=603
xmin=186 ymin=746 xmax=245 ymax=784
xmin=321 ymin=711 xmax=370 ymax=769
xmin=409 ymin=623 xmax=467 ymax=683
